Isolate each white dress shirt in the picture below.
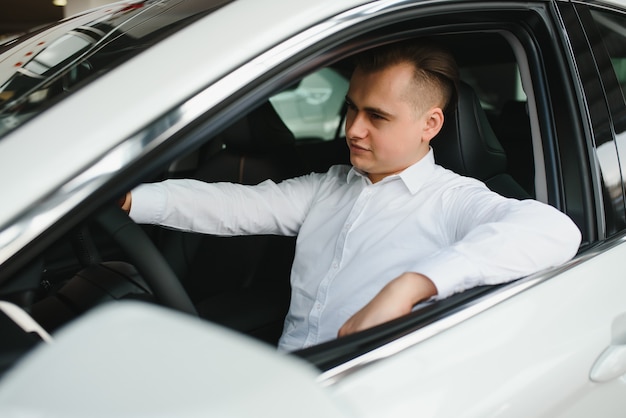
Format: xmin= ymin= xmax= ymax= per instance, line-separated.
xmin=130 ymin=150 xmax=581 ymax=351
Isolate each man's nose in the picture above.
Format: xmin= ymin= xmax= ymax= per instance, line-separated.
xmin=346 ymin=112 xmax=367 ymax=139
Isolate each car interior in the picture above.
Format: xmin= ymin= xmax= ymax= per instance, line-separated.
xmin=0 ymin=28 xmax=549 ymax=376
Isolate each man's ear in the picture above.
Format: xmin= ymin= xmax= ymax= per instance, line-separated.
xmin=422 ymin=107 xmax=444 ymax=143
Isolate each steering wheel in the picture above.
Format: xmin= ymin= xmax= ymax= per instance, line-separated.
xmin=94 ymin=204 xmax=198 ymax=316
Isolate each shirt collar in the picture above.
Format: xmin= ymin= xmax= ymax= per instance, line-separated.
xmin=346 ymin=148 xmax=436 ymax=195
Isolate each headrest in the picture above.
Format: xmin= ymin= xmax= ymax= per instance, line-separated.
xmin=432 ymin=81 xmax=507 ymax=181
xmin=219 ymin=101 xmax=295 ymax=152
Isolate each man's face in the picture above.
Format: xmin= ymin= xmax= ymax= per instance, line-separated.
xmin=345 ymin=62 xmax=441 ymax=183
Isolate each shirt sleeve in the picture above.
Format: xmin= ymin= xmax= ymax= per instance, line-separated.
xmin=129 ymin=174 xmax=325 ymax=236
xmin=411 ymin=184 xmax=582 ymax=299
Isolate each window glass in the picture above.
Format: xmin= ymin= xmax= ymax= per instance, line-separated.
xmin=590 ymin=8 xmax=626 ymax=230
xmin=270 ymin=68 xmax=349 ymax=141
xmin=590 ymin=9 xmax=626 ymax=104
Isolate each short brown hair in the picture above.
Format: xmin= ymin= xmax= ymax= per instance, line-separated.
xmin=353 ymin=39 xmax=459 ymax=112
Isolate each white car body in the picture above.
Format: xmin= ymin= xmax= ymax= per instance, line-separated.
xmin=0 ymin=0 xmax=625 ymax=416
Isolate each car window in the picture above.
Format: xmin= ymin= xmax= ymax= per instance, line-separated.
xmin=590 ymin=9 xmax=626 ymax=100
xmin=589 ymin=7 xmax=626 ymax=231
xmin=270 ymin=68 xmax=349 ymax=141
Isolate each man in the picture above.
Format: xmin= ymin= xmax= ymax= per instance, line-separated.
xmin=124 ymin=40 xmax=581 ymax=352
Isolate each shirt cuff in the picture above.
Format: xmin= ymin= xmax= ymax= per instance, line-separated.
xmin=411 ymin=249 xmax=482 ymax=300
xmin=128 ymin=183 xmax=167 ymax=225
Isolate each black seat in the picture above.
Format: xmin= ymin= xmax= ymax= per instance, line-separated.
xmin=158 ymin=102 xmax=304 ymax=344
xmin=194 ymin=101 xmax=303 ymax=183
xmin=432 ymin=82 xmax=532 ymax=200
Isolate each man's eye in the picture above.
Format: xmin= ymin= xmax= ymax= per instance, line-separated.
xmin=370 ymin=113 xmax=385 ymax=120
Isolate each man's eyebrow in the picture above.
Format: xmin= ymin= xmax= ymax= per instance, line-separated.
xmin=345 ymin=95 xmax=394 ymax=119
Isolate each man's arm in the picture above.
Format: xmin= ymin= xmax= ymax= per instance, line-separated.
xmin=124 ymin=176 xmax=323 ymax=236
xmin=339 ymin=188 xmax=582 ymax=338
xmin=338 ymin=272 xmax=437 ymax=337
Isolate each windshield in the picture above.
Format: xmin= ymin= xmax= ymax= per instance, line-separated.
xmin=0 ymin=0 xmax=233 ymax=140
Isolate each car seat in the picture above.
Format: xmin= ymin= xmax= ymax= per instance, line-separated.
xmin=432 ymin=81 xmax=532 ymax=200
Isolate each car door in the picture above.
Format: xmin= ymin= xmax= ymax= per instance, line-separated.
xmin=316 ymin=1 xmax=626 ymax=416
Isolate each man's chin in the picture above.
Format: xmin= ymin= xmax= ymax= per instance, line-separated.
xmin=349 ymin=154 xmax=370 ymax=169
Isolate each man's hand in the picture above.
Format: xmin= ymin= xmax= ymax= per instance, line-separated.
xmin=119 ymin=192 xmax=132 ymax=214
xmin=337 ymin=272 xmax=437 ymax=338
